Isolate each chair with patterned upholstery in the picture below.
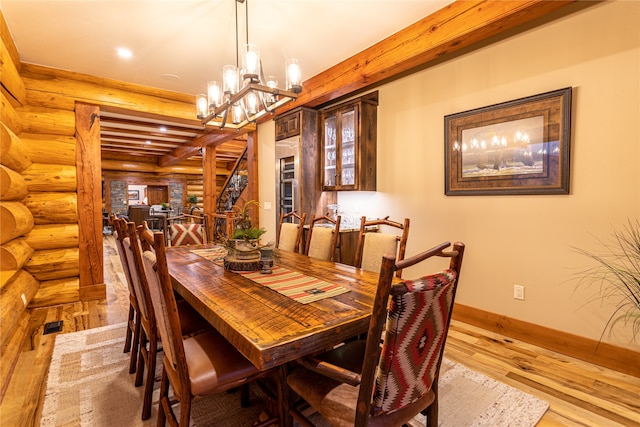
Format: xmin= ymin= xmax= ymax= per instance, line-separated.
xmin=354 ymin=215 xmax=410 ymax=278
xmin=277 ymin=210 xmax=307 ymax=253
xmin=138 ymin=226 xmax=278 ymax=427
xmin=304 ymin=214 xmax=341 ymax=261
xmin=167 ymin=213 xmax=208 ymax=246
xmin=287 ymin=241 xmax=465 ymax=427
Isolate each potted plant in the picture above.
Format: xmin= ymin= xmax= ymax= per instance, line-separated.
xmin=187 ymin=194 xmax=198 ymax=206
xmin=574 ymin=219 xmax=640 ymax=342
xmin=229 ymin=200 xmax=266 ymax=259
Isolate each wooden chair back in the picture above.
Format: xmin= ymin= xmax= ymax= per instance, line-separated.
xmin=138 ymin=226 xmax=187 ymax=391
xmin=354 ymin=216 xmax=410 ymax=278
xmin=276 ymin=210 xmax=307 ymax=253
xmin=208 ymin=211 xmax=235 ymax=243
xmin=305 ymin=214 xmax=341 ymax=261
xmin=112 ymin=217 xmax=137 ymax=303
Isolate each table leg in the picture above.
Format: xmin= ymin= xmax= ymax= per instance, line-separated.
xmin=276 ymin=364 xmax=293 ymax=427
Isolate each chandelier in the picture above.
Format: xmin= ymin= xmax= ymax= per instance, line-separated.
xmin=195 ymin=0 xmax=302 ymax=130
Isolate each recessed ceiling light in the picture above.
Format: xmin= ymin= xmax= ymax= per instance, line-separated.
xmin=159 ymin=126 xmax=167 ymax=132
xmin=161 ymin=74 xmax=181 ymax=81
xmin=117 ymin=47 xmax=133 ymax=59
xmin=145 ymin=140 xmax=152 ymax=144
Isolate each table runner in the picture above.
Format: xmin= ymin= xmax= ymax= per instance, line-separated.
xmin=190 ymin=246 xmax=228 ymax=265
xmin=239 ymin=266 xmax=350 ymax=304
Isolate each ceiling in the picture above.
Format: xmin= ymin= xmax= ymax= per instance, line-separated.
xmin=1 ymin=0 xmax=453 ymax=167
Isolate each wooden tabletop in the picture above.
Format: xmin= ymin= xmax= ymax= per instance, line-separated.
xmin=166 ymin=244 xmax=383 ymax=371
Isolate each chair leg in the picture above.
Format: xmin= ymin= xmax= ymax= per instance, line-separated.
xmin=157 ymin=366 xmax=170 ymax=427
xmin=179 ymin=393 xmax=192 ymax=427
xmin=141 ymin=334 xmax=157 ymax=420
xmin=423 ymin=397 xmax=438 ymax=427
xmin=124 ymin=304 xmax=134 ymax=353
xmin=135 ymin=329 xmax=147 ymax=388
xmin=128 ymin=308 xmax=141 ymax=374
xmin=241 ymin=383 xmax=250 ymax=407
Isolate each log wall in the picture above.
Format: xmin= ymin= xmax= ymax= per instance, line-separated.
xmin=0 ymin=11 xmax=220 ymax=400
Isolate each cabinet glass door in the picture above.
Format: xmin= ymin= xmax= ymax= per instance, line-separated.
xmin=340 ymin=109 xmax=355 ymax=186
xmin=323 ymin=115 xmax=337 ymax=187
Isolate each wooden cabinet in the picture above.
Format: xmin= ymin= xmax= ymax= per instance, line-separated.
xmin=274 ymin=107 xmax=337 ymax=237
xmin=321 ymin=91 xmax=378 ymax=191
xmin=275 ymin=111 xmax=301 ymax=141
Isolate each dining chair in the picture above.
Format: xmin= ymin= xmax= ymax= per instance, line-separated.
xmin=287 ymin=241 xmax=465 ymax=427
xmin=277 ymin=210 xmax=307 ymax=253
xmin=118 ymin=220 xmax=212 ymax=420
xmin=305 ymin=214 xmax=341 ymax=261
xmin=167 ymin=213 xmax=208 ymax=246
xmin=354 ymin=216 xmax=410 ymax=278
xmin=208 ymin=210 xmax=236 ymax=243
xmin=111 ymin=216 xmax=140 ymax=375
xmin=138 ymin=226 xmax=279 ymax=427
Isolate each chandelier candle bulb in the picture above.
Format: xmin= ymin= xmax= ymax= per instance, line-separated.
xmin=223 ymin=65 xmax=239 ymax=95
xmin=207 ymin=81 xmax=223 ymax=109
xmin=242 ymin=44 xmax=260 ymax=81
xmin=286 ymin=58 xmax=302 ymax=93
xmin=196 ymin=93 xmax=208 ymax=118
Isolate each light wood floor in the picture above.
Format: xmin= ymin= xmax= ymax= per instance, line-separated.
xmin=1 ymin=235 xmax=639 ymax=427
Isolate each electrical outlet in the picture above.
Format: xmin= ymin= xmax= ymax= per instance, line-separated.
xmin=514 ymin=285 xmax=525 ymax=300
xmin=263 ymin=202 xmax=272 ymax=210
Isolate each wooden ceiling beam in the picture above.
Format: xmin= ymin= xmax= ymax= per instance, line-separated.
xmin=158 ymin=128 xmax=250 ymax=167
xmin=277 ymin=0 xmax=577 ymax=113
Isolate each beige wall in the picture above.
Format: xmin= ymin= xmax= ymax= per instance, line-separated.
xmin=260 ymin=1 xmax=640 ymax=350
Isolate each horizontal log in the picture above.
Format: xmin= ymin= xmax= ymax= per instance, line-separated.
xmin=187 ymin=184 xmax=204 ymax=192
xmin=0 ymin=238 xmax=34 ymax=271
xmin=21 ymin=164 xmax=77 ymax=192
xmin=0 ymin=202 xmax=34 ymax=244
xmin=0 ymin=37 xmax=26 ymax=105
xmin=24 ymin=248 xmax=79 ymax=281
xmin=0 ymin=165 xmax=28 ymax=201
xmin=22 ymin=133 xmax=76 ymax=166
xmin=0 ymin=124 xmax=32 ymax=172
xmin=0 ymin=310 xmax=29 ymax=401
xmin=1 ymin=91 xmax=21 ymax=135
xmin=21 ymin=192 xmax=78 ymax=225
xmin=0 ymin=270 xmax=18 ymax=291
xmin=29 ymin=277 xmax=80 ymax=308
xmin=101 ymin=159 xmax=206 ymax=175
xmin=24 ymin=224 xmax=79 ymax=250
xmin=18 ymin=106 xmax=75 ymax=136
xmin=22 ymin=64 xmax=195 ymax=119
xmin=0 ymin=270 xmax=38 ymax=349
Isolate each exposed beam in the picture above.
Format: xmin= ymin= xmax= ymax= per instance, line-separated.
xmin=158 ymin=127 xmax=252 ymax=166
xmin=278 ymin=0 xmax=577 ymax=113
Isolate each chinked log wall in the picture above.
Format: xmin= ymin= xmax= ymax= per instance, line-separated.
xmin=0 ymin=12 xmax=202 ymax=398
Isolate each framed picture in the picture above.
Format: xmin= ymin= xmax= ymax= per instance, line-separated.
xmin=445 ymin=87 xmax=572 ymax=195
xmin=128 ymin=190 xmax=139 ymax=201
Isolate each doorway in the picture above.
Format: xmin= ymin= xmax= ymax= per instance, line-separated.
xmin=147 ymin=185 xmax=169 ymax=206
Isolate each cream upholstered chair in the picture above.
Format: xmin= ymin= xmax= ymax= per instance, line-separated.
xmin=305 ymin=214 xmax=341 ymax=261
xmin=277 ymin=210 xmax=307 ymax=253
xmin=287 ymin=241 xmax=465 ymax=427
xmin=354 ymin=216 xmax=410 ymax=278
xmin=138 ymin=226 xmax=278 ymax=427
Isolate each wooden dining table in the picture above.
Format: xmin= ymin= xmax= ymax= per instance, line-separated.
xmin=165 ymin=243 xmax=386 ymax=426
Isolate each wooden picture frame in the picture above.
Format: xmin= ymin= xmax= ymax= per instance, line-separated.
xmin=445 ymin=87 xmax=572 ymax=195
xmin=128 ymin=190 xmax=139 ymax=201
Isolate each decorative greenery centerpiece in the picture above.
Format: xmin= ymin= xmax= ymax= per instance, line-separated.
xmin=573 ymin=219 xmax=640 ymax=342
xmin=225 ymin=200 xmax=268 ymax=264
xmin=188 ymin=194 xmax=198 ymax=206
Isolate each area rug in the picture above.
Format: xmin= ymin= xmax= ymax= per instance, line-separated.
xmin=41 ymin=323 xmax=549 ymax=427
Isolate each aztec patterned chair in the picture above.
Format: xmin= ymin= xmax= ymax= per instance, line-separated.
xmin=138 ymin=226 xmax=278 ymax=427
xmin=287 ymin=241 xmax=465 ymax=427
xmin=277 ymin=210 xmax=307 ymax=253
xmin=354 ymin=216 xmax=410 ymax=278
xmin=305 ymin=214 xmax=341 ymax=261
xmin=168 ymin=213 xmax=208 ymax=246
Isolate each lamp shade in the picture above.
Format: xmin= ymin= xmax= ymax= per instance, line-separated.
xmin=286 ymin=58 xmax=302 ymax=93
xmin=223 ymin=65 xmax=239 ymax=95
xmin=196 ymin=93 xmax=208 ymax=118
xmin=207 ymin=81 xmax=223 ymax=109
xmin=242 ymin=44 xmax=261 ymax=82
